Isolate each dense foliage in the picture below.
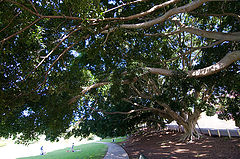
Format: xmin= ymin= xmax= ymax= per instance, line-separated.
xmin=0 ymin=0 xmax=239 ymax=143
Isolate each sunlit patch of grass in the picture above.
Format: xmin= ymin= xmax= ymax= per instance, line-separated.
xmin=17 ymin=143 xmax=107 ymax=159
xmin=100 ymin=136 xmax=127 ymax=143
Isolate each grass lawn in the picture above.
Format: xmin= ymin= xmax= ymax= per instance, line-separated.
xmin=17 ymin=143 xmax=107 ymax=159
xmin=100 ymin=136 xmax=126 ymax=143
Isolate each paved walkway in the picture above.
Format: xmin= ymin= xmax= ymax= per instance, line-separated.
xmin=100 ymin=142 xmax=129 ymax=159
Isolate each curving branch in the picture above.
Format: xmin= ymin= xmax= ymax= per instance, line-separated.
xmin=119 ymin=0 xmax=236 ymax=29
xmin=146 ymin=50 xmax=240 ymax=77
xmin=179 ymin=25 xmax=240 ymax=41
xmin=120 ymin=0 xmax=210 ymax=29
xmin=5 ymin=0 xmax=238 ymax=43
xmin=188 ymin=50 xmax=240 ymax=77
xmin=99 ymin=0 xmax=180 ymax=22
xmin=145 ymin=67 xmax=174 ymax=76
xmin=145 ymin=23 xmax=240 ymax=41
xmin=69 ymin=50 xmax=239 ymax=104
xmin=118 ymin=0 xmax=179 ymax=21
xmin=156 ymin=101 xmax=187 ymax=125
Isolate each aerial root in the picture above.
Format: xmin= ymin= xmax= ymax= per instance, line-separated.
xmin=179 ymin=129 xmax=202 ymax=142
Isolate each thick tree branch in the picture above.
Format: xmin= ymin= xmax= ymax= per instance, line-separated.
xmin=70 ymin=77 xmax=139 ymax=104
xmin=145 ymin=67 xmax=174 ymax=76
xmin=119 ymin=0 xmax=179 ymax=21
xmin=120 ymin=0 xmax=210 ymax=29
xmin=188 ymin=50 xmax=240 ymax=77
xmin=146 ymin=50 xmax=240 ymax=77
xmin=104 ymin=108 xmax=170 ymax=118
xmin=188 ymin=103 xmax=201 ymax=124
xmin=40 ymin=15 xmax=95 ymax=21
xmin=146 ymin=18 xmax=240 ymax=41
xmin=70 ymin=50 xmax=239 ymax=104
xmin=180 ymin=25 xmax=240 ymax=41
xmin=156 ymin=101 xmax=188 ymax=127
xmin=100 ymin=0 xmax=179 ymax=22
xmin=120 ymin=0 xmax=236 ymax=29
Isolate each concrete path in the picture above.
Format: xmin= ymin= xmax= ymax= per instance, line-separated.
xmin=100 ymin=142 xmax=129 ymax=159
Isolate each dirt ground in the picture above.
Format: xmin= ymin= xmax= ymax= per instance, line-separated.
xmin=121 ymin=129 xmax=240 ymax=159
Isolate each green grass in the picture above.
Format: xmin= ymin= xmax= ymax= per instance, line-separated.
xmin=17 ymin=143 xmax=108 ymax=159
xmin=100 ymin=136 xmax=126 ymax=143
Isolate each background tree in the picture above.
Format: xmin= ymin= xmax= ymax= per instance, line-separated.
xmin=0 ymin=0 xmax=239 ymax=143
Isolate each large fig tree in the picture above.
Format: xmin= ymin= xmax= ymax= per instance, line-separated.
xmin=0 ymin=0 xmax=239 ymax=143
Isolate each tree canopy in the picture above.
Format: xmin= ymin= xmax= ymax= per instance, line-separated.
xmin=0 ymin=0 xmax=239 ymax=143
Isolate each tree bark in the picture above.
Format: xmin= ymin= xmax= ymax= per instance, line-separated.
xmin=120 ymin=0 xmax=228 ymax=29
xmin=178 ymin=109 xmax=201 ymax=142
xmin=181 ymin=119 xmax=201 ymax=142
xmin=146 ymin=50 xmax=240 ymax=78
xmin=188 ymin=50 xmax=240 ymax=77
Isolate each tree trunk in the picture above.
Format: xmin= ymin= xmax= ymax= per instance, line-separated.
xmin=180 ymin=120 xmax=201 ymax=142
xmin=156 ymin=101 xmax=202 ymax=142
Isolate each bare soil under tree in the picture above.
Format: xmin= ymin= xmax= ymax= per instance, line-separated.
xmin=121 ymin=129 xmax=240 ymax=159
